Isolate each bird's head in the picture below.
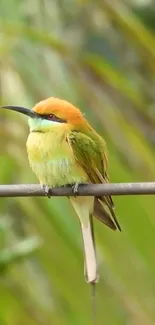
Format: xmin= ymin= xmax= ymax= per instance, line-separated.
xmin=1 ymin=97 xmax=85 ymax=132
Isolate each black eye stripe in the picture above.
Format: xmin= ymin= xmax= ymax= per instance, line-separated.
xmin=40 ymin=114 xmax=67 ymax=123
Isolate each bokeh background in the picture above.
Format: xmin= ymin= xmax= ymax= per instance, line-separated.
xmin=1 ymin=0 xmax=155 ymax=324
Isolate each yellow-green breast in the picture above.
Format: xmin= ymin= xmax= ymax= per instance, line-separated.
xmin=26 ymin=128 xmax=88 ymax=187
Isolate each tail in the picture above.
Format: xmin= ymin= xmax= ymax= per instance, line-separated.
xmin=70 ymin=196 xmax=98 ymax=283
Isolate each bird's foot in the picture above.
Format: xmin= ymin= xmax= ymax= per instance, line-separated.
xmin=41 ymin=185 xmax=51 ymax=199
xmin=72 ymin=183 xmax=79 ymax=197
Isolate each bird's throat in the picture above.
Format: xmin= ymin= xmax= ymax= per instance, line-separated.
xmin=28 ymin=117 xmax=64 ymax=133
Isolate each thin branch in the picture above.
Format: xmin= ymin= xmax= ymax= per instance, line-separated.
xmin=0 ymin=183 xmax=155 ymax=197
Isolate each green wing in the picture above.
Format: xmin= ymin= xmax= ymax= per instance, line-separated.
xmin=68 ymin=131 xmax=121 ymax=231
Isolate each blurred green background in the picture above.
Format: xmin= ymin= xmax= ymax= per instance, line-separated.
xmin=1 ymin=0 xmax=155 ymax=324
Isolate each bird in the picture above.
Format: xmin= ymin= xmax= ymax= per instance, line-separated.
xmin=1 ymin=97 xmax=121 ymax=284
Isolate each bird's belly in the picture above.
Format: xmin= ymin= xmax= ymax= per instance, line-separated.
xmin=30 ymin=158 xmax=87 ymax=187
xmin=27 ymin=132 xmax=88 ymax=187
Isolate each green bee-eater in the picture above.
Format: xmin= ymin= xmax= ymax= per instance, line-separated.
xmin=1 ymin=97 xmax=121 ymax=283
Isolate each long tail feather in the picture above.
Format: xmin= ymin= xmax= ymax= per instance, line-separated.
xmin=70 ymin=196 xmax=98 ymax=283
xmin=80 ymin=215 xmax=97 ymax=282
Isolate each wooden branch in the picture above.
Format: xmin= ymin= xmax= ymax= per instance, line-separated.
xmin=0 ymin=182 xmax=155 ymax=197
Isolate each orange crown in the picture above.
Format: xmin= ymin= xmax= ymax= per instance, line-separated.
xmin=33 ymin=97 xmax=84 ymax=125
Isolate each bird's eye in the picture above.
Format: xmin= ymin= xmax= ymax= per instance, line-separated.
xmin=48 ymin=114 xmax=54 ymax=120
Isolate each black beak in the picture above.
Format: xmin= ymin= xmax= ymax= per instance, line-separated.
xmin=0 ymin=105 xmax=38 ymax=118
